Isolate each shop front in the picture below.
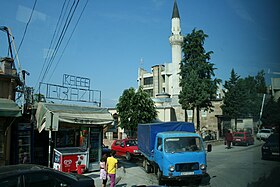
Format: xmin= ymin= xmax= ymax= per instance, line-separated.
xmin=0 ymin=98 xmax=22 ymax=166
xmin=35 ymin=102 xmax=113 ymax=171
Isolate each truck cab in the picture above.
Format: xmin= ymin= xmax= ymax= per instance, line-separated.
xmin=153 ymin=132 xmax=210 ymax=184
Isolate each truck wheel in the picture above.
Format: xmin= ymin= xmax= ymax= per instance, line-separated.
xmin=143 ymin=159 xmax=152 ymax=173
xmin=145 ymin=162 xmax=152 ymax=173
xmin=156 ymin=168 xmax=163 ymax=185
xmin=142 ymin=159 xmax=146 ymax=168
xmin=125 ymin=152 xmax=131 ymax=161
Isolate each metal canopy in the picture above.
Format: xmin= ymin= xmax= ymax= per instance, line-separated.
xmin=0 ymin=98 xmax=21 ymax=117
xmin=36 ymin=102 xmax=113 ymax=132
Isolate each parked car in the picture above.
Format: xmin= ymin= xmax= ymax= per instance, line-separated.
xmin=0 ymin=164 xmax=95 ymax=187
xmin=232 ymin=132 xmax=254 ymax=146
xmin=111 ymin=139 xmax=141 ymax=160
xmin=256 ymin=129 xmax=273 ymax=140
xmin=262 ymin=133 xmax=280 ymax=160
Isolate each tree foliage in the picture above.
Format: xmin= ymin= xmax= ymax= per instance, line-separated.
xmin=221 ymin=69 xmax=243 ymax=130
xmin=116 ymin=87 xmax=157 ymax=137
xmin=222 ymin=69 xmax=267 ymax=130
xmin=261 ymin=97 xmax=280 ymax=128
xmin=179 ymin=29 xmax=220 ymax=130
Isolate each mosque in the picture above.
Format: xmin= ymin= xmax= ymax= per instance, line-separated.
xmin=137 ymin=0 xmax=223 ymax=136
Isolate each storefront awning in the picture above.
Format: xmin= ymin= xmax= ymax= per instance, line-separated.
xmin=36 ymin=102 xmax=113 ymax=132
xmin=0 ymin=98 xmax=21 ymax=117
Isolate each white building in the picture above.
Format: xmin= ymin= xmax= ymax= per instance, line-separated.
xmin=137 ymin=1 xmax=223 ymax=135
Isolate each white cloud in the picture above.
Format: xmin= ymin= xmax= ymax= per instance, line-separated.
xmin=16 ymin=5 xmax=46 ymax=24
xmin=226 ymin=0 xmax=254 ymax=23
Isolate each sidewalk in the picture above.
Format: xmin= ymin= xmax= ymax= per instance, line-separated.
xmin=84 ymin=166 xmax=125 ymax=187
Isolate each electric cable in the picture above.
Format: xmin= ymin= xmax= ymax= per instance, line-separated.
xmin=48 ymin=0 xmax=89 ymax=82
xmin=35 ymin=0 xmax=68 ymax=90
xmin=40 ymin=0 xmax=80 ymax=85
xmin=17 ymin=0 xmax=37 ymax=54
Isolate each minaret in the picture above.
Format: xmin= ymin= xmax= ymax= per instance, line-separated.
xmin=169 ymin=0 xmax=183 ymax=104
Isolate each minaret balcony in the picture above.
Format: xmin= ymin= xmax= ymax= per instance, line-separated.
xmin=169 ymin=35 xmax=183 ymax=45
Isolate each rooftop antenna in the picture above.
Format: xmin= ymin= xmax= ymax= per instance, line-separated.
xmin=139 ymin=57 xmax=144 ymax=69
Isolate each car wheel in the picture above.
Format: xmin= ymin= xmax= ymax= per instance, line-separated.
xmin=232 ymin=142 xmax=236 ymax=146
xmin=125 ymin=152 xmax=131 ymax=161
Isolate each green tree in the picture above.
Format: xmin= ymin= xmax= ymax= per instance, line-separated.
xmin=179 ymin=29 xmax=220 ymax=130
xmin=261 ymin=97 xmax=280 ymax=128
xmin=221 ymin=69 xmax=246 ymax=130
xmin=222 ymin=70 xmax=267 ymax=130
xmin=255 ymin=70 xmax=267 ymax=94
xmin=240 ymin=71 xmax=266 ymax=119
xmin=116 ymin=87 xmax=157 ymax=137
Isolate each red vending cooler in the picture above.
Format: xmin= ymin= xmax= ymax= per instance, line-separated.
xmin=53 ymin=147 xmax=88 ymax=173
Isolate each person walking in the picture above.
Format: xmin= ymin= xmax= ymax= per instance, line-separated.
xmin=106 ymin=150 xmax=118 ymax=187
xmin=100 ymin=154 xmax=108 ymax=187
xmin=225 ymin=130 xmax=233 ymax=149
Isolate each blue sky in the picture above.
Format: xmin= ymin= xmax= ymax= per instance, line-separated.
xmin=1 ymin=0 xmax=280 ymax=107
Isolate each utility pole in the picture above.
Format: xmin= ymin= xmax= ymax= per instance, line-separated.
xmin=48 ymin=112 xmax=53 ymax=168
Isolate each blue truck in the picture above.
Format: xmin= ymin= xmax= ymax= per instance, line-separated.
xmin=138 ymin=121 xmax=212 ymax=185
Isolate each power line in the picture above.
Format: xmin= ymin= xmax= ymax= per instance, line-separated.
xmin=17 ymin=0 xmax=38 ymax=54
xmin=35 ymin=0 xmax=69 ymax=90
xmin=48 ymin=0 xmax=89 ymax=81
xmin=40 ymin=0 xmax=80 ymax=85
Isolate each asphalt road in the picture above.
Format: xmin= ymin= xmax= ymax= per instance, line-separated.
xmin=86 ymin=140 xmax=280 ymax=187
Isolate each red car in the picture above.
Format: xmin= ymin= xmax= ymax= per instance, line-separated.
xmin=111 ymin=139 xmax=141 ymax=160
xmin=232 ymin=132 xmax=254 ymax=146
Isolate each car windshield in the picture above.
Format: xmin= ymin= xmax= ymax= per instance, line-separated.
xmin=126 ymin=140 xmax=137 ymax=146
xmin=234 ymin=134 xmax=244 ymax=137
xmin=260 ymin=130 xmax=271 ymax=133
xmin=164 ymin=137 xmax=203 ymax=153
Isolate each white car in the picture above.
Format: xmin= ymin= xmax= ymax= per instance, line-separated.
xmin=256 ymin=129 xmax=273 ymax=140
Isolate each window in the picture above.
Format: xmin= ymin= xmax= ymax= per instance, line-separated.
xmin=164 ymin=137 xmax=203 ymax=153
xmin=157 ymin=137 xmax=162 ymax=151
xmin=201 ymin=111 xmax=207 ymax=117
xmin=162 ymin=75 xmax=165 ymax=83
xmin=143 ymin=77 xmax=153 ymax=85
xmin=114 ymin=140 xmax=121 ymax=146
xmin=187 ymin=110 xmax=193 ymax=117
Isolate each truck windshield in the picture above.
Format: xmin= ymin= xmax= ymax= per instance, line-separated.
xmin=164 ymin=137 xmax=203 ymax=153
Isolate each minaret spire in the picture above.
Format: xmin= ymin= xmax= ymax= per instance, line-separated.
xmin=172 ymin=0 xmax=180 ymax=19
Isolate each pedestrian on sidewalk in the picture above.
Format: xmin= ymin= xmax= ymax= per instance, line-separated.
xmin=100 ymin=154 xmax=108 ymax=187
xmin=106 ymin=150 xmax=118 ymax=187
xmin=225 ymin=130 xmax=233 ymax=149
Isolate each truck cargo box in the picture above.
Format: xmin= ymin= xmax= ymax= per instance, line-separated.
xmin=138 ymin=121 xmax=195 ymax=158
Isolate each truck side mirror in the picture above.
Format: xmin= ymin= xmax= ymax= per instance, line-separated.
xmin=207 ymin=144 xmax=212 ymax=152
